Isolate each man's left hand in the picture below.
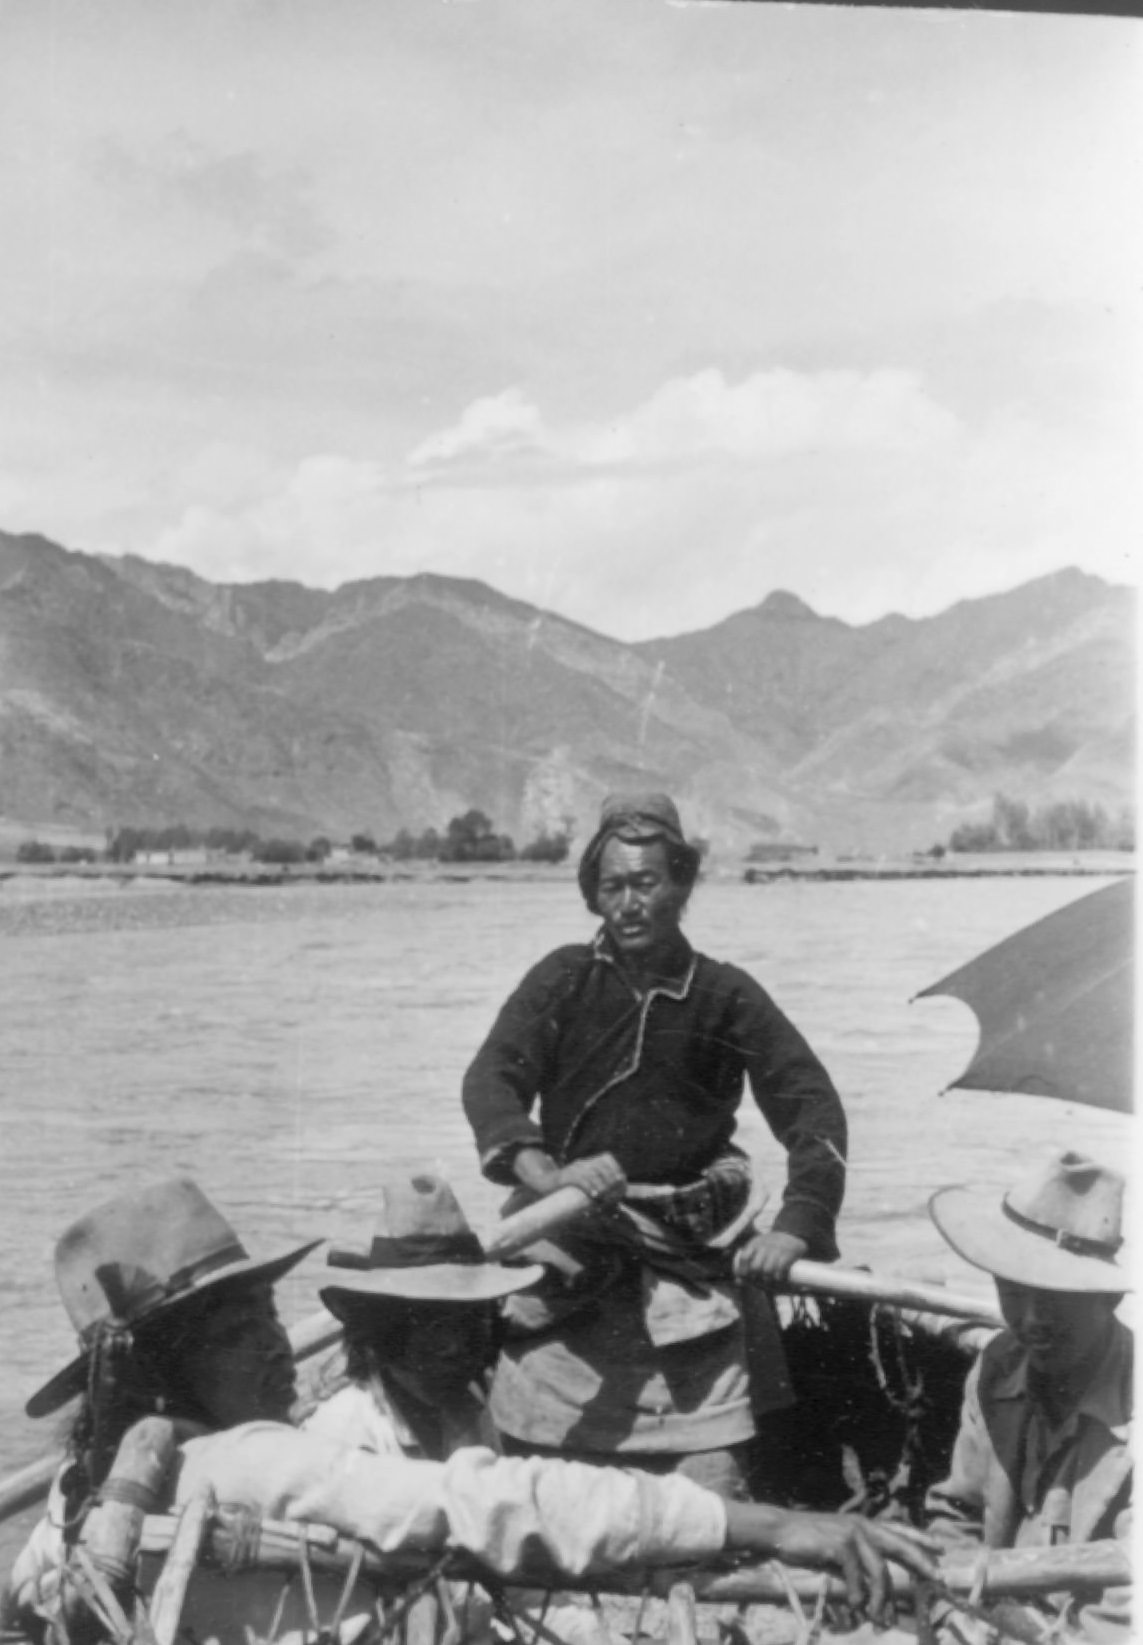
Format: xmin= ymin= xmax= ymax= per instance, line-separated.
xmin=733 ymin=1229 xmax=808 ymax=1284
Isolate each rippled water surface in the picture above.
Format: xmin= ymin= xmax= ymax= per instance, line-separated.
xmin=0 ymin=871 xmax=1132 ymax=1533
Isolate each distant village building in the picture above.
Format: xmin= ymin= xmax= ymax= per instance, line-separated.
xmin=135 ymin=848 xmax=209 ymax=866
xmin=745 ymin=842 xmax=818 ymax=863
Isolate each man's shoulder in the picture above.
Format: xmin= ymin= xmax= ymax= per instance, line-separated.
xmin=496 ymin=943 xmax=598 ymax=1011
xmin=519 ymin=942 xmax=597 ymax=983
xmin=690 ymin=950 xmax=770 ymax=1001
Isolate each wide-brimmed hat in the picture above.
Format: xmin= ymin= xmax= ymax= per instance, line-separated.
xmin=577 ymin=791 xmax=695 ymax=904
xmin=930 ymin=1149 xmax=1130 ymax=1294
xmin=27 ymin=1178 xmax=320 ymax=1419
xmin=320 ymin=1174 xmax=543 ymax=1305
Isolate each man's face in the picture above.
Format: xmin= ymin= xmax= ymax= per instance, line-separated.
xmin=178 ymin=1284 xmax=297 ymax=1427
xmin=995 ymin=1279 xmax=1118 ymax=1381
xmin=386 ymin=1301 xmax=496 ymax=1405
xmin=595 ymin=837 xmax=687 ymax=958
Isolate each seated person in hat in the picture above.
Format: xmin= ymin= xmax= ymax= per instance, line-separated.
xmin=925 ymin=1150 xmax=1132 ymax=1644
xmin=301 ymin=1174 xmax=618 ymax=1645
xmin=462 ymin=791 xmax=848 ymax=1498
xmin=5 ymin=1176 xmax=938 ymax=1643
xmin=302 ymin=1172 xmax=542 ymax=1460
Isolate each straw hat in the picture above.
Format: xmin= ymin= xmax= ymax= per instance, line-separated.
xmin=27 ymin=1178 xmax=320 ymax=1418
xmin=320 ymin=1174 xmax=543 ymax=1305
xmin=930 ymin=1149 xmax=1130 ymax=1294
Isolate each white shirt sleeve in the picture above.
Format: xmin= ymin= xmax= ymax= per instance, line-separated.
xmin=5 ymin=1430 xmax=728 ymax=1632
xmin=438 ymin=1447 xmax=728 ymax=1574
xmin=174 ymin=1425 xmax=727 ymax=1577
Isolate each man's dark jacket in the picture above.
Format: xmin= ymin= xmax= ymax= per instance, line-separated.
xmin=463 ymin=932 xmax=847 ymax=1261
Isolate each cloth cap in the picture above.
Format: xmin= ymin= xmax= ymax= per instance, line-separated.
xmin=596 ymin=792 xmax=686 ymax=846
xmin=27 ymin=1178 xmax=320 ymax=1418
xmin=321 ymin=1173 xmax=543 ymax=1304
xmin=577 ymin=791 xmax=692 ymax=906
xmin=930 ymin=1149 xmax=1129 ymax=1293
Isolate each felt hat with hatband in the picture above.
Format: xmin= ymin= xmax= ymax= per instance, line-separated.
xmin=930 ymin=1149 xmax=1130 ymax=1294
xmin=320 ymin=1173 xmax=543 ymax=1307
xmin=26 ymin=1177 xmax=320 ymax=1418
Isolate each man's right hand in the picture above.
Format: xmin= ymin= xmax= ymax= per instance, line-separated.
xmin=513 ymin=1147 xmax=627 ymax=1207
xmin=723 ymin=1502 xmax=940 ymax=1622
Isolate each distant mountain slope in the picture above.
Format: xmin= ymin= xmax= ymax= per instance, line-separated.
xmin=0 ymin=530 xmax=1133 ymax=852
xmin=637 ymin=569 xmax=1134 ymax=818
xmin=0 ymin=533 xmax=409 ymax=836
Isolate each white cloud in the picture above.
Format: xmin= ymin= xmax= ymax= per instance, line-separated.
xmin=407 ymin=389 xmax=545 ymax=468
xmin=141 ymin=365 xmax=1137 ymax=639
xmin=407 ymin=368 xmax=960 ymax=477
xmin=570 ymin=368 xmax=960 ymax=465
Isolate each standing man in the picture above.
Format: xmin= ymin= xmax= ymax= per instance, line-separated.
xmin=462 ymin=792 xmax=847 ymax=1498
xmin=926 ymin=1150 xmax=1132 ymax=1643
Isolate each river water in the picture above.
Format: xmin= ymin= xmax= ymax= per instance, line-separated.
xmin=0 ymin=870 xmax=1132 ymax=1540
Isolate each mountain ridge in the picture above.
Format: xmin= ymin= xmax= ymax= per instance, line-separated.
xmin=0 ymin=530 xmax=1133 ymax=853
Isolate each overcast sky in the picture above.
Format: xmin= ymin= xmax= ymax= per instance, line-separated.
xmin=1 ymin=0 xmax=1139 ymax=639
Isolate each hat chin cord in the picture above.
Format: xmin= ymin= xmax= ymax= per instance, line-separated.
xmin=87 ymin=1323 xmax=136 ymax=1462
xmin=61 ymin=1320 xmax=145 ymax=1535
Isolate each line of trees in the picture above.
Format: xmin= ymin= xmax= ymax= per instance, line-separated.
xmin=378 ymin=809 xmax=571 ymax=864
xmin=945 ymin=795 xmax=1134 ymax=854
xmin=17 ymin=826 xmax=332 ymax=866
xmin=17 ymin=812 xmax=572 ymax=867
xmin=15 ymin=840 xmax=99 ymax=864
xmin=106 ymin=825 xmax=265 ymax=862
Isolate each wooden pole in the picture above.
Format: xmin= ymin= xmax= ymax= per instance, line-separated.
xmin=137 ymin=1514 xmax=1130 ymax=1605
xmin=0 ymin=1454 xmax=61 ymax=1522
xmin=780 ymin=1260 xmax=1002 ymax=1326
xmin=148 ymin=1487 xmax=215 ymax=1645
xmin=666 ymin=1581 xmax=698 ymax=1645
xmin=482 ymin=1185 xmax=592 ymax=1259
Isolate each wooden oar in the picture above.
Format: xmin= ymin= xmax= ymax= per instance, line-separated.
xmin=0 ymin=1186 xmax=594 ymax=1527
xmin=482 ymin=1184 xmax=593 ymax=1258
xmin=780 ymin=1259 xmax=1002 ymax=1327
xmin=0 ymin=1454 xmax=63 ymax=1524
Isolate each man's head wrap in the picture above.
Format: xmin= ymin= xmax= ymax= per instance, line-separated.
xmin=576 ymin=791 xmax=699 ymax=910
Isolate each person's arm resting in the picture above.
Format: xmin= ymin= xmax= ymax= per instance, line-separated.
xmin=734 ymin=975 xmax=847 ymax=1263
xmin=461 ymin=956 xmax=572 ymax=1185
xmin=174 ymin=1424 xmax=937 ymax=1618
xmin=175 ymin=1427 xmax=725 ymax=1576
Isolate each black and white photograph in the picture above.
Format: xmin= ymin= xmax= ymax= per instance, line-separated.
xmin=0 ymin=3 xmax=1135 ymax=1642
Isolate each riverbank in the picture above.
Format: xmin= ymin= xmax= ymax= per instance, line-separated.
xmin=0 ymin=858 xmax=576 ymax=892
xmin=0 ymin=848 xmax=1133 ymax=892
xmin=743 ymin=850 xmax=1134 ymax=883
